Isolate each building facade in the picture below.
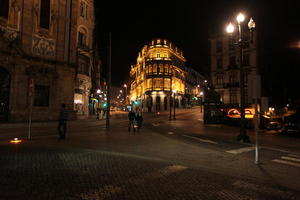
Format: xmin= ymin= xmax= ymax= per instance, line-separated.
xmin=130 ymin=38 xmax=186 ymax=112
xmin=0 ymin=0 xmax=99 ymax=122
xmin=184 ymin=66 xmax=207 ymax=106
xmin=210 ymin=33 xmax=258 ymax=106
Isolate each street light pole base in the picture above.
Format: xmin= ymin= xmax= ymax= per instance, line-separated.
xmin=236 ymin=134 xmax=250 ymax=143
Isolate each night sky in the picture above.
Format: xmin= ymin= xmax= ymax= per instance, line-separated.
xmin=94 ymin=0 xmax=300 ymax=105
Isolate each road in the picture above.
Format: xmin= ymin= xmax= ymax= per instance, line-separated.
xmin=0 ymin=108 xmax=300 ymax=199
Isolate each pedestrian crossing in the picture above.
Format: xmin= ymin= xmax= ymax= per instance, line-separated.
xmin=272 ymin=154 xmax=300 ymax=168
xmin=226 ymin=147 xmax=255 ymax=154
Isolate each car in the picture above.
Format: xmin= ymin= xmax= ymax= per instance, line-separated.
xmin=281 ymin=122 xmax=300 ymax=134
xmin=266 ymin=121 xmax=282 ymax=131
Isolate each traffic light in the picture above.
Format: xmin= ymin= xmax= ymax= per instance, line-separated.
xmin=134 ymin=100 xmax=139 ymax=105
xmin=102 ymin=102 xmax=107 ymax=108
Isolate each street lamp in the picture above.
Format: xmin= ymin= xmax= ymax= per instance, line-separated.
xmin=226 ymin=13 xmax=255 ymax=143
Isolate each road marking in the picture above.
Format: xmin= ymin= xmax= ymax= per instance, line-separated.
xmin=152 ymin=123 xmax=160 ymax=127
xmin=272 ymin=159 xmax=300 ymax=168
xmin=197 ymin=119 xmax=203 ymax=121
xmin=167 ymin=132 xmax=175 ymax=135
xmin=287 ymin=154 xmax=300 ymax=158
xmin=281 ymin=156 xmax=300 ymax=163
xmin=182 ymin=135 xmax=218 ymax=144
xmin=226 ymin=147 xmax=255 ymax=154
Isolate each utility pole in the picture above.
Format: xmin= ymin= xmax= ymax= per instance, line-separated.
xmin=106 ymin=32 xmax=111 ymax=131
xmin=169 ymin=71 xmax=172 ymax=120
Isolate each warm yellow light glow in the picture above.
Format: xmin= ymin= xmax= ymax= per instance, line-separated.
xmin=226 ymin=23 xmax=234 ymax=33
xmin=248 ymin=18 xmax=255 ymax=29
xmin=236 ymin=13 xmax=245 ymax=23
xmin=10 ymin=138 xmax=22 ymax=144
xmin=227 ymin=108 xmax=255 ymax=119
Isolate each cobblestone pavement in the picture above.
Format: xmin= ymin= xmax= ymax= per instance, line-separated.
xmin=0 ymin=113 xmax=300 ymax=199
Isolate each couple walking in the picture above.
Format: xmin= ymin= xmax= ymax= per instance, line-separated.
xmin=128 ymin=109 xmax=143 ymax=132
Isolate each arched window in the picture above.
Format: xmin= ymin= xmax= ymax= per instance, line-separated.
xmin=78 ymin=27 xmax=88 ymax=48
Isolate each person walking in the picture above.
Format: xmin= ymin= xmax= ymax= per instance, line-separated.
xmin=128 ymin=109 xmax=136 ymax=132
xmin=96 ymin=107 xmax=101 ymax=120
xmin=58 ymin=103 xmax=68 ymax=139
xmin=136 ymin=110 xmax=143 ymax=132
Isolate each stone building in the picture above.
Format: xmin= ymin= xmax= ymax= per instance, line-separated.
xmin=130 ymin=38 xmax=186 ymax=112
xmin=184 ymin=66 xmax=207 ymax=106
xmin=0 ymin=0 xmax=99 ymax=122
xmin=210 ymin=32 xmax=258 ymax=106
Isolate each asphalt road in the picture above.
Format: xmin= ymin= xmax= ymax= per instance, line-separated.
xmin=0 ymin=109 xmax=300 ymax=200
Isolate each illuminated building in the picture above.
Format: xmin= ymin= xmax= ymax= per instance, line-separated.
xmin=130 ymin=38 xmax=186 ymax=112
xmin=210 ymin=32 xmax=258 ymax=106
xmin=0 ymin=0 xmax=100 ymax=121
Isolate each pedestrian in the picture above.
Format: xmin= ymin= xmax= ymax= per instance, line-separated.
xmin=58 ymin=103 xmax=68 ymax=139
xmin=136 ymin=110 xmax=143 ymax=132
xmin=96 ymin=107 xmax=101 ymax=120
xmin=128 ymin=109 xmax=136 ymax=132
xmin=102 ymin=108 xmax=106 ymax=119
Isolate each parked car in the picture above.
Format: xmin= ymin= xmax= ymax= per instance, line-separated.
xmin=267 ymin=121 xmax=282 ymax=131
xmin=281 ymin=121 xmax=300 ymax=134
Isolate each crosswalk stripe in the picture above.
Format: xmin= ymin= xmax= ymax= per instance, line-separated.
xmin=226 ymin=147 xmax=255 ymax=154
xmin=281 ymin=156 xmax=300 ymax=163
xmin=182 ymin=135 xmax=218 ymax=144
xmin=287 ymin=154 xmax=300 ymax=158
xmin=272 ymin=159 xmax=300 ymax=167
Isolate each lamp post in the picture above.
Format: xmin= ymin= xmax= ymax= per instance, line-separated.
xmin=123 ymin=84 xmax=127 ymax=105
xmin=200 ymin=91 xmax=204 ymax=113
xmin=173 ymin=90 xmax=177 ymax=120
xmin=226 ymin=13 xmax=255 ymax=143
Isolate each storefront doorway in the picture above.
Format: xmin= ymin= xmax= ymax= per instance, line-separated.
xmin=0 ymin=67 xmax=10 ymax=121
